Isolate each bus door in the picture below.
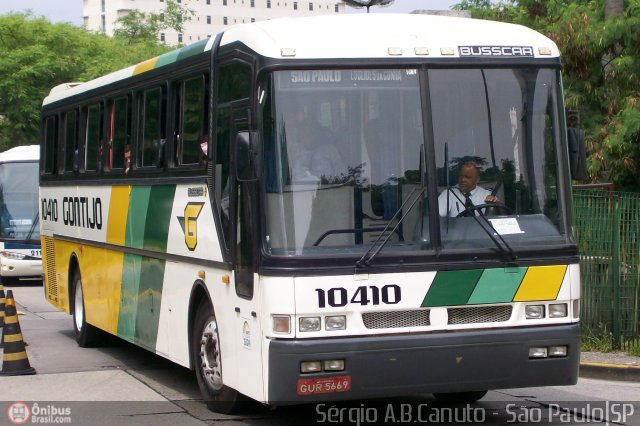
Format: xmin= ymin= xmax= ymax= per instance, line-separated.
xmin=229 ymin=103 xmax=263 ymax=398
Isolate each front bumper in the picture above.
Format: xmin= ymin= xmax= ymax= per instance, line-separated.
xmin=267 ymin=323 xmax=580 ymax=404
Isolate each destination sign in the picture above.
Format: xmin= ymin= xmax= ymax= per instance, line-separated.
xmin=277 ymin=69 xmax=418 ymax=89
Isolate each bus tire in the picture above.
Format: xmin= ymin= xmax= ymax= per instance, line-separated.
xmin=72 ymin=269 xmax=100 ymax=347
xmin=433 ymin=390 xmax=488 ymax=403
xmin=192 ymin=300 xmax=248 ymax=414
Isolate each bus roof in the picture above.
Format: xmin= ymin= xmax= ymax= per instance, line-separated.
xmin=43 ymin=14 xmax=559 ymax=106
xmin=0 ymin=145 xmax=39 ymax=163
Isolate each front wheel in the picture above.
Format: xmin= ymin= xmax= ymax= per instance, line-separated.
xmin=192 ymin=300 xmax=249 ymax=413
xmin=72 ymin=269 xmax=101 ymax=347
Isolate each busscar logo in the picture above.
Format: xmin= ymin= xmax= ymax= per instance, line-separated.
xmin=177 ymin=202 xmax=205 ymax=251
xmin=459 ymin=46 xmax=535 ymax=57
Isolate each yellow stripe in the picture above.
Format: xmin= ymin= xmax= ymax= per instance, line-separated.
xmin=107 ymin=186 xmax=131 ymax=246
xmin=4 ymin=316 xmax=18 ymax=324
xmin=133 ymin=57 xmax=159 ymax=75
xmin=4 ymin=352 xmax=28 ymax=361
xmin=3 ymin=333 xmax=24 ymax=343
xmin=513 ymin=265 xmax=567 ymax=301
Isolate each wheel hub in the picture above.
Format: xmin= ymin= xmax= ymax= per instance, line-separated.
xmin=200 ymin=319 xmax=223 ymax=390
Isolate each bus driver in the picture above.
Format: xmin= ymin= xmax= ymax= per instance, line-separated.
xmin=438 ymin=161 xmax=498 ymax=217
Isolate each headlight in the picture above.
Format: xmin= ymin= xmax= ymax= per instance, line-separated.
xmin=549 ymin=303 xmax=568 ymax=318
xmin=525 ymin=305 xmax=545 ymax=319
xmin=1 ymin=251 xmax=26 ymax=260
xmin=325 ymin=315 xmax=346 ymax=331
xmin=299 ymin=317 xmax=321 ymax=332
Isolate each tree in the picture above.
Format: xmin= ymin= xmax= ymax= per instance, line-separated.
xmin=454 ymin=0 xmax=640 ymax=191
xmin=341 ymin=0 xmax=395 ymax=13
xmin=0 ymin=13 xmax=171 ymax=149
xmin=113 ymin=0 xmax=195 ymax=45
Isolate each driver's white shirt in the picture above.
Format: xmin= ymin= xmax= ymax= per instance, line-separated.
xmin=438 ymin=186 xmax=491 ymax=217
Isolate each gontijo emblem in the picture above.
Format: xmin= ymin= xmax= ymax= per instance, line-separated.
xmin=178 ymin=202 xmax=204 ymax=250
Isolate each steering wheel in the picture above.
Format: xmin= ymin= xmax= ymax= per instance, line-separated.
xmin=456 ymin=202 xmax=513 ymax=218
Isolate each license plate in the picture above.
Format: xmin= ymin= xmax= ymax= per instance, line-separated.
xmin=297 ymin=375 xmax=352 ymax=396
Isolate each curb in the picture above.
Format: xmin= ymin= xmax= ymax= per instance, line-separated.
xmin=579 ymin=362 xmax=640 ymax=382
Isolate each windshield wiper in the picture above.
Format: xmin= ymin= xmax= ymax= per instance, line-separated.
xmin=356 ymin=186 xmax=425 ymax=269
xmin=25 ymin=211 xmax=40 ymax=242
xmin=459 ymin=201 xmax=518 ymax=265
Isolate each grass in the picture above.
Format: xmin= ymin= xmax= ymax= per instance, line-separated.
xmin=581 ymin=323 xmax=640 ymax=356
xmin=581 ymin=324 xmax=614 ymax=352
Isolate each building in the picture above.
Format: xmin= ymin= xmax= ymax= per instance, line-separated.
xmin=83 ymin=0 xmax=345 ymax=46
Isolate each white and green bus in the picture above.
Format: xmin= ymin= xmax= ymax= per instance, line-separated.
xmin=0 ymin=145 xmax=42 ymax=284
xmin=40 ymin=14 xmax=581 ymax=412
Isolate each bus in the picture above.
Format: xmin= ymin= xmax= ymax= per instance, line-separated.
xmin=40 ymin=14 xmax=581 ymax=412
xmin=0 ymin=145 xmax=42 ymax=284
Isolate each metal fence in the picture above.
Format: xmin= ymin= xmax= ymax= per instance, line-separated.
xmin=573 ymin=187 xmax=640 ymax=351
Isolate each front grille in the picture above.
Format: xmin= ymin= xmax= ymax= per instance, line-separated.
xmin=362 ymin=309 xmax=430 ymax=329
xmin=448 ymin=305 xmax=512 ymax=325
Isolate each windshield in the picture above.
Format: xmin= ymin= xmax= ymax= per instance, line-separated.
xmin=431 ymin=68 xmax=568 ymax=250
xmin=261 ymin=67 xmax=569 ymax=257
xmin=0 ymin=161 xmax=40 ymax=241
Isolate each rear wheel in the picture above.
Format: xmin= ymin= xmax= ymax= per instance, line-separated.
xmin=433 ymin=390 xmax=488 ymax=403
xmin=72 ymin=269 xmax=101 ymax=347
xmin=192 ymin=300 xmax=250 ymax=413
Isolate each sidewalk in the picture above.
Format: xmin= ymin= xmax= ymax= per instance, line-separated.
xmin=580 ymin=351 xmax=640 ymax=382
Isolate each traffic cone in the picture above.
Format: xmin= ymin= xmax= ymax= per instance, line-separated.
xmin=0 ymin=290 xmax=36 ymax=376
xmin=0 ymin=283 xmax=5 ymax=329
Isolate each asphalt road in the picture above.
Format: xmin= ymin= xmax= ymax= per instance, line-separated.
xmin=1 ymin=283 xmax=640 ymax=425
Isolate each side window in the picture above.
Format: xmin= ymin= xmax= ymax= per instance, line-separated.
xmin=218 ymin=62 xmax=251 ymax=103
xmin=64 ymin=110 xmax=78 ymax=173
xmin=215 ymin=61 xmax=252 ymax=252
xmin=176 ymin=75 xmax=208 ymax=166
xmin=44 ymin=116 xmax=58 ymax=174
xmin=139 ymin=86 xmax=166 ymax=168
xmin=85 ymin=103 xmax=102 ymax=172
xmin=108 ymin=96 xmax=130 ymax=172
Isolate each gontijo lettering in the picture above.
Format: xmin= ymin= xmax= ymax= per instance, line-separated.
xmin=40 ymin=196 xmax=103 ymax=229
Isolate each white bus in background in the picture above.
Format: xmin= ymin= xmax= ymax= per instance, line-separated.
xmin=0 ymin=145 xmax=42 ymax=284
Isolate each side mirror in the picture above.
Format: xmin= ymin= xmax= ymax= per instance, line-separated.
xmin=567 ymin=128 xmax=587 ymax=180
xmin=236 ymin=131 xmax=258 ymax=181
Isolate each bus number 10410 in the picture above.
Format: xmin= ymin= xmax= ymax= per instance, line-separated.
xmin=315 ymin=285 xmax=401 ymax=308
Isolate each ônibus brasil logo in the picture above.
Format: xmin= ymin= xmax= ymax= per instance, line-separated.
xmin=7 ymin=402 xmax=30 ymax=424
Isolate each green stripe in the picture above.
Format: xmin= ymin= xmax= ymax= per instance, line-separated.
xmin=467 ymin=267 xmax=527 ymax=304
xmin=177 ymin=39 xmax=209 ymax=61
xmin=143 ymin=185 xmax=176 ymax=252
xmin=126 ymin=186 xmax=152 ymax=249
xmin=421 ymin=269 xmax=482 ymax=307
xmin=118 ymin=253 xmax=142 ymax=341
xmin=134 ymin=257 xmax=165 ymax=350
xmin=156 ymin=50 xmax=180 ymax=68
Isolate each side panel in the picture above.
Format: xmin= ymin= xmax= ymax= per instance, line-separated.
xmin=39 ymin=183 xmax=230 ymax=367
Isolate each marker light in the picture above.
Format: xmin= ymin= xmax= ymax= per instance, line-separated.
xmin=573 ymin=300 xmax=580 ymax=319
xmin=549 ymin=303 xmax=568 ymax=318
xmin=273 ymin=316 xmax=291 ymax=334
xmin=525 ymin=305 xmax=545 ymax=319
xmin=299 ymin=317 xmax=321 ymax=332
xmin=325 ymin=316 xmax=346 ymax=331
